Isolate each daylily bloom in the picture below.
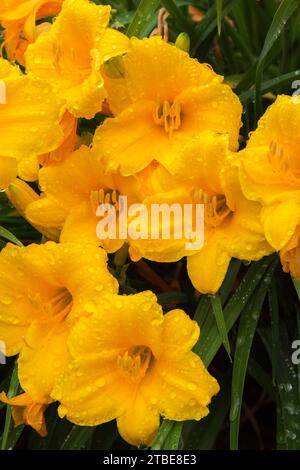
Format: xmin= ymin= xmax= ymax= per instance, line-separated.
xmin=24 ymin=145 xmax=138 ymax=252
xmin=0 ymin=0 xmax=63 ymax=65
xmin=0 ymin=242 xmax=118 ymax=409
xmin=0 ymin=391 xmax=48 ymax=436
xmin=24 ymin=146 xmax=202 ymax=261
xmin=25 ymin=0 xmax=129 ymax=118
xmin=93 ymin=36 xmax=242 ymax=176
xmin=52 ymin=291 xmax=219 ymax=446
xmin=180 ymin=134 xmax=273 ymax=293
xmin=0 ymin=58 xmax=64 ymax=188
xmin=238 ymin=95 xmax=300 ymax=279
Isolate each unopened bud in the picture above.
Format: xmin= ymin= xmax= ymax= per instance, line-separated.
xmin=175 ymin=33 xmax=190 ymax=53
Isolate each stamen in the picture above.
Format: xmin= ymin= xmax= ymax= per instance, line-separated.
xmin=118 ymin=345 xmax=153 ymax=383
xmin=196 ymin=190 xmax=231 ymax=227
xmin=28 ymin=287 xmax=73 ymax=322
xmin=153 ymin=100 xmax=182 ymax=136
xmin=268 ymin=140 xmax=299 ymax=183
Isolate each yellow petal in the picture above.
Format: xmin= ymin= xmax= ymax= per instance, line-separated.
xmin=239 ymin=146 xmax=298 ymax=204
xmin=0 ymin=63 xmax=64 ymax=180
xmin=0 ymin=321 xmax=29 ymax=356
xmin=104 ymin=36 xmax=219 ymax=115
xmin=93 ymin=100 xmax=163 ymax=175
xmin=53 ymin=355 xmax=131 ymax=427
xmin=0 ymin=391 xmax=48 ymax=437
xmin=5 ymin=178 xmax=60 ymax=241
xmin=167 ymin=131 xmax=229 ymax=193
xmin=280 ymin=226 xmax=300 ymax=279
xmin=0 ymin=155 xmax=17 ymax=190
xmin=117 ymin=394 xmax=160 ymax=447
xmin=18 ymin=320 xmax=70 ymax=402
xmin=177 ymin=82 xmax=242 ymax=152
xmin=161 ymin=309 xmax=200 ymax=356
xmin=60 ymin=201 xmax=124 ymax=253
xmin=143 ymin=350 xmax=219 ymax=422
xmin=187 ymin=232 xmax=231 ymax=294
xmin=262 ymin=201 xmax=300 ymax=250
xmin=67 ymin=292 xmax=164 ymax=359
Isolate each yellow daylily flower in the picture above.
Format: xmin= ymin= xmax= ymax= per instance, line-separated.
xmin=24 ymin=146 xmax=201 ymax=261
xmin=0 ymin=0 xmax=63 ymax=65
xmin=180 ymin=135 xmax=273 ymax=293
xmin=0 ymin=58 xmax=64 ymax=187
xmin=52 ymin=292 xmax=219 ymax=446
xmin=126 ymin=163 xmax=201 ymax=263
xmin=93 ymin=36 xmax=242 ymax=176
xmin=24 ymin=145 xmax=139 ymax=252
xmin=0 ymin=392 xmax=48 ymax=437
xmin=238 ymin=95 xmax=300 ymax=277
xmin=0 ymin=242 xmax=118 ymax=406
xmin=25 ymin=0 xmax=130 ymax=118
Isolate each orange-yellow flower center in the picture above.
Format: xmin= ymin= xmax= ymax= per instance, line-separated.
xmin=268 ymin=140 xmax=300 ymax=184
xmin=53 ymin=44 xmax=91 ymax=85
xmin=196 ymin=190 xmax=231 ymax=228
xmin=29 ymin=287 xmax=73 ymax=322
xmin=153 ymin=100 xmax=182 ymax=135
xmin=117 ymin=345 xmax=153 ymax=383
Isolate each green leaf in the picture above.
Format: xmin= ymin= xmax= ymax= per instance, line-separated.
xmin=240 ymin=69 xmax=300 ymax=102
xmin=210 ymin=294 xmax=232 ymax=360
xmin=255 ymin=0 xmax=298 ymax=117
xmin=160 ymin=422 xmax=183 ymax=450
xmin=60 ymin=425 xmax=95 ymax=450
xmin=191 ymin=0 xmax=240 ymax=56
xmin=151 ymin=420 xmax=174 ymax=450
xmin=229 ymin=260 xmax=277 ymax=450
xmin=1 ymin=364 xmax=21 ymax=450
xmin=0 ymin=225 xmax=23 ymax=247
xmin=293 ymin=278 xmax=300 ymax=300
xmin=247 ymin=358 xmax=276 ymax=402
xmin=126 ymin=0 xmax=160 ymax=38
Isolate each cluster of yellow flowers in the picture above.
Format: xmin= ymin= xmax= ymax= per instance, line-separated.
xmin=0 ymin=0 xmax=299 ymax=446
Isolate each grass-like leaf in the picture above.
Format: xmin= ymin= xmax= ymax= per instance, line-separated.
xmin=255 ymin=0 xmax=298 ymax=117
xmin=126 ymin=0 xmax=160 ymax=37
